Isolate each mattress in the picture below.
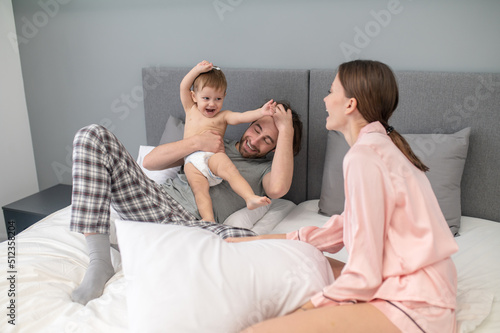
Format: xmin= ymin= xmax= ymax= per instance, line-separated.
xmin=0 ymin=201 xmax=498 ymax=332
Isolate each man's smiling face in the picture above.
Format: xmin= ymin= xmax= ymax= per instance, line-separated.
xmin=237 ymin=116 xmax=278 ymax=158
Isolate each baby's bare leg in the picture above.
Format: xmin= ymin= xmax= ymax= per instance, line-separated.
xmin=184 ymin=163 xmax=215 ymax=222
xmin=208 ymin=153 xmax=271 ymax=210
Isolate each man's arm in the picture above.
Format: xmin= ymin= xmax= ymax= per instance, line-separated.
xmin=262 ymin=104 xmax=295 ymax=199
xmin=142 ymin=130 xmax=224 ymax=170
xmin=180 ymin=60 xmax=213 ymax=112
xmin=224 ymin=100 xmax=276 ymax=125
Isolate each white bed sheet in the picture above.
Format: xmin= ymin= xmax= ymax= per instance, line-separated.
xmin=0 ymin=200 xmax=498 ymax=332
xmin=1 ymin=206 xmax=128 ymax=333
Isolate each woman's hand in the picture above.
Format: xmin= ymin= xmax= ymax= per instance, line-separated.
xmin=292 ymin=300 xmax=315 ymax=314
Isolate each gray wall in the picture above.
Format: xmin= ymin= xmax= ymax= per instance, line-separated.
xmin=13 ymin=0 xmax=500 ymax=190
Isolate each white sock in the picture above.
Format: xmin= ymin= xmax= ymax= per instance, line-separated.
xmin=71 ymin=234 xmax=115 ymax=305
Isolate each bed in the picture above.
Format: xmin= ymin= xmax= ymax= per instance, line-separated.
xmin=1 ymin=67 xmax=499 ymax=333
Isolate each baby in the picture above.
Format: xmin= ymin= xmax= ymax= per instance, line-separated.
xmin=181 ymin=60 xmax=275 ymax=222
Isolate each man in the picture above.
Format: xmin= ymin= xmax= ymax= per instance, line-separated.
xmin=70 ymin=102 xmax=302 ymax=305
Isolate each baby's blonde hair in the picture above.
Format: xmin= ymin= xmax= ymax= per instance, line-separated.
xmin=192 ymin=69 xmax=227 ymax=93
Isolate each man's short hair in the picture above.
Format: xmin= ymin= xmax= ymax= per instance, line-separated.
xmin=270 ymin=100 xmax=303 ymax=156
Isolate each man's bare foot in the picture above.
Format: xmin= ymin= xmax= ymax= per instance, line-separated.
xmin=246 ymin=196 xmax=271 ymax=210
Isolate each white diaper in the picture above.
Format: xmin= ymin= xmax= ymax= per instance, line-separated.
xmin=184 ymin=151 xmax=223 ymax=186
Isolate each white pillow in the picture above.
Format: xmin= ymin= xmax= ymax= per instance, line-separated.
xmin=136 ymin=145 xmax=180 ymax=184
xmin=115 ymin=220 xmax=334 ymax=333
xmin=250 ymin=199 xmax=297 ymax=235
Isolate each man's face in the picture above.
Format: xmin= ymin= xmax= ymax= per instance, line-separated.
xmin=237 ymin=116 xmax=278 ymax=158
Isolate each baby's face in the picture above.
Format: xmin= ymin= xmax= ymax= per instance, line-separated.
xmin=192 ymin=86 xmax=225 ymax=118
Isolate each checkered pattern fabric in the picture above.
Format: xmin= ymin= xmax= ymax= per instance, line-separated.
xmin=168 ymin=220 xmax=257 ymax=239
xmin=70 ymin=125 xmax=256 ymax=239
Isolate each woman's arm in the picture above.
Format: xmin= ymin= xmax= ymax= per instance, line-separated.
xmin=286 ymin=214 xmax=345 ymax=253
xmin=143 ymin=130 xmax=224 ymax=170
xmin=224 ymin=233 xmax=286 ymax=243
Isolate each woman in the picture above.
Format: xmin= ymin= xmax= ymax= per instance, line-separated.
xmin=227 ymin=60 xmax=458 ymax=332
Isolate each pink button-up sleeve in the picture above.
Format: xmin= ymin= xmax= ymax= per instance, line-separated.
xmin=307 ymin=144 xmax=394 ymax=307
xmin=286 ymin=213 xmax=344 ymax=253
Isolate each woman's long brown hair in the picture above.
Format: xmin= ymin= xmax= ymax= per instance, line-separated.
xmin=338 ymin=60 xmax=429 ymax=172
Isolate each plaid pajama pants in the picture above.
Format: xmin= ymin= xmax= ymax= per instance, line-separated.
xmin=70 ymin=124 xmax=256 ymax=239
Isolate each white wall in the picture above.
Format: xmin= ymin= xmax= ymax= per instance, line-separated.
xmin=0 ymin=0 xmax=39 ymax=241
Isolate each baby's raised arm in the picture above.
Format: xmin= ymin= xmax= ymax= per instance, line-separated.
xmin=180 ymin=60 xmax=214 ymax=112
xmin=224 ymin=99 xmax=277 ymax=125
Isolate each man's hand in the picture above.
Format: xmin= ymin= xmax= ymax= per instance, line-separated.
xmin=261 ymin=103 xmax=295 ymax=199
xmin=272 ymin=103 xmax=294 ymax=134
xmin=143 ymin=130 xmax=223 ymax=170
xmin=196 ymin=130 xmax=225 ymax=154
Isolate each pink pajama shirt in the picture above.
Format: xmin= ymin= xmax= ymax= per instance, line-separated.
xmin=287 ymin=122 xmax=458 ymax=332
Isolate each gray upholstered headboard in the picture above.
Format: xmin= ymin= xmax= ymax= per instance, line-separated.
xmin=308 ymin=70 xmax=500 ymax=223
xmin=142 ymin=67 xmax=309 ymax=204
xmin=143 ymin=67 xmax=500 ymax=223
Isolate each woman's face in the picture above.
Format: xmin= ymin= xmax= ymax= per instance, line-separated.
xmin=324 ymin=74 xmax=350 ymax=131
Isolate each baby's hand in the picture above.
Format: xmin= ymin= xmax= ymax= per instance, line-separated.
xmin=195 ymin=60 xmax=213 ymax=73
xmin=261 ymin=99 xmax=277 ymax=116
